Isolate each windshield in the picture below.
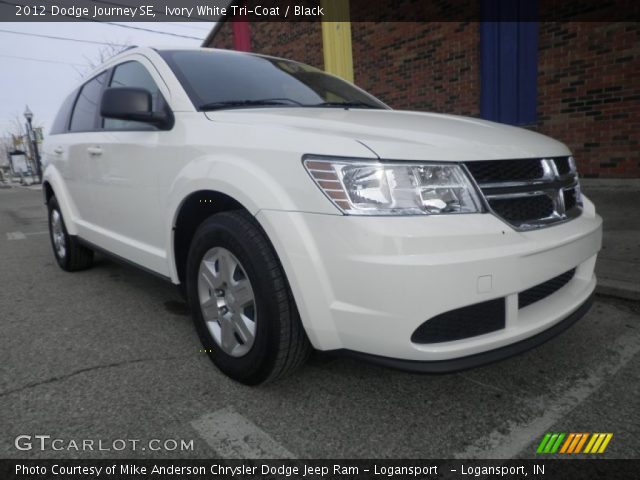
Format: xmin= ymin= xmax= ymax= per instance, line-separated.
xmin=159 ymin=49 xmax=388 ymax=111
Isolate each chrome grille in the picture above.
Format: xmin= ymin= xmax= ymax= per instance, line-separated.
xmin=465 ymin=158 xmax=544 ymax=183
xmin=464 ymin=157 xmax=582 ymax=230
xmin=490 ymin=195 xmax=555 ymax=223
xmin=554 ymin=157 xmax=572 ymax=176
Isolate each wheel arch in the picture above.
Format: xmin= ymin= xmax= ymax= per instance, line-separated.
xmin=41 ymin=168 xmax=79 ymax=235
xmin=169 ymin=190 xmax=317 ymax=350
xmin=171 ymin=190 xmax=249 ymax=287
xmin=43 ymin=181 xmax=54 ymax=205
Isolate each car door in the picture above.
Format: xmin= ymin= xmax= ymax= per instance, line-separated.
xmin=54 ymin=72 xmax=108 ymax=230
xmin=87 ymin=58 xmax=171 ymax=274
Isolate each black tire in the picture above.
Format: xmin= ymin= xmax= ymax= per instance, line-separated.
xmin=186 ymin=211 xmax=310 ymax=385
xmin=47 ymin=196 xmax=94 ymax=271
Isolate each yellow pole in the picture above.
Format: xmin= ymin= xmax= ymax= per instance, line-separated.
xmin=320 ymin=0 xmax=354 ymax=83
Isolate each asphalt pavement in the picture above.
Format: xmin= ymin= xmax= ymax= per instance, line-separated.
xmin=0 ymin=185 xmax=638 ymax=459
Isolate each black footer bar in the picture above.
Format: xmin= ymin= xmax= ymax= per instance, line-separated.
xmin=2 ymin=459 xmax=639 ymax=480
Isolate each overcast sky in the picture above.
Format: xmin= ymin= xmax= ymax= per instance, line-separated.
xmin=0 ymin=22 xmax=212 ymax=137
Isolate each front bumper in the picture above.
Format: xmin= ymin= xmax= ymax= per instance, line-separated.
xmin=256 ymin=196 xmax=602 ymax=366
xmin=339 ymin=292 xmax=594 ymax=373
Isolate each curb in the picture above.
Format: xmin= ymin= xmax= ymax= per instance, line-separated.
xmin=596 ymin=279 xmax=640 ymax=302
xmin=580 ymin=178 xmax=640 ymax=191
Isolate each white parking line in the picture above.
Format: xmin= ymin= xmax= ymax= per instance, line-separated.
xmin=7 ymin=232 xmax=26 ymax=240
xmin=453 ymin=332 xmax=640 ymax=459
xmin=191 ymin=407 xmax=295 ymax=459
xmin=6 ymin=231 xmax=48 ymax=240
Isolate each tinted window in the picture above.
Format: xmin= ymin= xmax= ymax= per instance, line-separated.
xmin=159 ymin=50 xmax=387 ymax=110
xmin=69 ymin=72 xmax=108 ymax=132
xmin=104 ymin=61 xmax=162 ymax=130
xmin=50 ymin=89 xmax=78 ymax=135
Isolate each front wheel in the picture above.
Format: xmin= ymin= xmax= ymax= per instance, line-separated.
xmin=186 ymin=211 xmax=310 ymax=385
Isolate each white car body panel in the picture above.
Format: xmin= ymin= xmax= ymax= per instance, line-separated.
xmin=206 ymin=108 xmax=571 ymax=160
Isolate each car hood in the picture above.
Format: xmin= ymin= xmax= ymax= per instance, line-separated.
xmin=205 ymin=108 xmax=571 ymax=161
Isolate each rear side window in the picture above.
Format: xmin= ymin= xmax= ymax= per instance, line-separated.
xmin=104 ymin=61 xmax=162 ymax=130
xmin=50 ymin=89 xmax=78 ymax=135
xmin=69 ymin=72 xmax=108 ymax=132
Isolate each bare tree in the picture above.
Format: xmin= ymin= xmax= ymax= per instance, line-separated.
xmin=5 ymin=114 xmax=28 ymax=150
xmin=75 ymin=41 xmax=132 ymax=78
xmin=9 ymin=114 xmax=26 ymax=138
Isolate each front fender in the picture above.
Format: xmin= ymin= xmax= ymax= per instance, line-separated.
xmin=164 ymin=153 xmax=338 ymax=283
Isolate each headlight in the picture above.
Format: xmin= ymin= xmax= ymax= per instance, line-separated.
xmin=303 ymin=157 xmax=484 ymax=215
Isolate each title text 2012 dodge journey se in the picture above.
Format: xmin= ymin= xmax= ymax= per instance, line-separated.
xmin=43 ymin=47 xmax=602 ymax=384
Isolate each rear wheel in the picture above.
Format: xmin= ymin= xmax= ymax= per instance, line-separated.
xmin=47 ymin=196 xmax=93 ymax=271
xmin=186 ymin=211 xmax=310 ymax=385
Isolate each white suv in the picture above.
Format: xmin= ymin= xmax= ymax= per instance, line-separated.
xmin=43 ymin=47 xmax=602 ymax=384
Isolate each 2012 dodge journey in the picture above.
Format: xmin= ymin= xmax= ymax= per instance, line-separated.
xmin=42 ymin=47 xmax=602 ymax=384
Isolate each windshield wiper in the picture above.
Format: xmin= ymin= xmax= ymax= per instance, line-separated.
xmin=199 ymin=98 xmax=303 ymax=111
xmin=310 ymin=101 xmax=381 ymax=109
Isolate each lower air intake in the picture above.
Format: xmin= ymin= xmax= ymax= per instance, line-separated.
xmin=519 ymin=269 xmax=576 ymax=309
xmin=411 ymin=298 xmax=505 ymax=344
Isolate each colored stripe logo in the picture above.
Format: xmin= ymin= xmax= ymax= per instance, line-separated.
xmin=537 ymin=433 xmax=613 ymax=454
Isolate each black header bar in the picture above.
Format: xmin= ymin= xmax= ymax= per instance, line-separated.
xmin=1 ymin=0 xmax=639 ymax=22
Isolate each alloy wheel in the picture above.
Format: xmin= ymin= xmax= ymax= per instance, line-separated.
xmin=197 ymin=247 xmax=257 ymax=357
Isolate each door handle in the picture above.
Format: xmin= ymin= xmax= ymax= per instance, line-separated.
xmin=87 ymin=146 xmax=103 ymax=156
xmin=53 ymin=147 xmax=63 ymax=155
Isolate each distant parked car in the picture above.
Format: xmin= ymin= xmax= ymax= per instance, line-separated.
xmin=43 ymin=47 xmax=602 ymax=384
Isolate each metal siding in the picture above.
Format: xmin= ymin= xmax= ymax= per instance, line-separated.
xmin=232 ymin=20 xmax=251 ymax=52
xmin=499 ymin=20 xmax=519 ymax=124
xmin=518 ymin=20 xmax=538 ymax=124
xmin=480 ymin=20 xmax=499 ymax=120
xmin=320 ymin=0 xmax=354 ymax=83
xmin=481 ymin=0 xmax=538 ymax=125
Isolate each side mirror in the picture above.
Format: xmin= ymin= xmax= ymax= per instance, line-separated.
xmin=100 ymin=87 xmax=172 ymax=129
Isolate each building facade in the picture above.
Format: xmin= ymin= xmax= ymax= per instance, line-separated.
xmin=204 ymin=7 xmax=639 ymax=177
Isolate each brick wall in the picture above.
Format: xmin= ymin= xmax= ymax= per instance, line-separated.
xmin=208 ymin=20 xmax=234 ymax=50
xmin=205 ymin=21 xmax=639 ymax=177
xmin=537 ymin=22 xmax=639 ymax=177
xmin=351 ymin=22 xmax=480 ymax=116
